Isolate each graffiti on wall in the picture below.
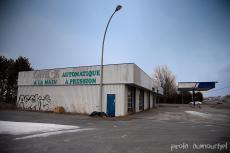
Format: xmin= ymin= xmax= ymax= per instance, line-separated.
xmin=17 ymin=94 xmax=51 ymax=111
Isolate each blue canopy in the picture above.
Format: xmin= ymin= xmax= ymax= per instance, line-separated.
xmin=178 ymin=82 xmax=217 ymax=91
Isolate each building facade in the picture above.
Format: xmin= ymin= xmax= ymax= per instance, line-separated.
xmin=17 ymin=63 xmax=163 ymax=116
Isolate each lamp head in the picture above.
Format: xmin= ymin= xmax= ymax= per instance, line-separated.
xmin=115 ymin=5 xmax=122 ymax=12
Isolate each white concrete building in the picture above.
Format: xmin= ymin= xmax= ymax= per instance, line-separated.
xmin=17 ymin=63 xmax=163 ymax=117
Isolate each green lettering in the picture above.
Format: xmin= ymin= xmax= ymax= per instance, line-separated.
xmin=96 ymin=70 xmax=100 ymax=76
xmin=44 ymin=80 xmax=49 ymax=84
xmin=62 ymin=72 xmax=66 ymax=77
xmin=38 ymin=80 xmax=43 ymax=85
xmin=88 ymin=71 xmax=92 ymax=77
xmin=92 ymin=78 xmax=96 ymax=84
xmin=52 ymin=80 xmax=57 ymax=84
xmin=69 ymin=79 xmax=73 ymax=85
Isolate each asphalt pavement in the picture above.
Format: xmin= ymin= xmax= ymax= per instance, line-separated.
xmin=0 ymin=104 xmax=229 ymax=153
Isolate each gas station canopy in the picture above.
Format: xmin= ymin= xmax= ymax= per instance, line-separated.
xmin=178 ymin=82 xmax=217 ymax=91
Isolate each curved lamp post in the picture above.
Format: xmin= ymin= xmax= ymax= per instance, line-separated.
xmin=99 ymin=5 xmax=122 ymax=112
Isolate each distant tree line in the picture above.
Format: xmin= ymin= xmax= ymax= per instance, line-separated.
xmin=160 ymin=91 xmax=204 ymax=104
xmin=153 ymin=65 xmax=203 ymax=104
xmin=0 ymin=56 xmax=33 ymax=104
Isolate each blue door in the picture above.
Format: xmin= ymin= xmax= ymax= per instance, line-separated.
xmin=107 ymin=94 xmax=115 ymax=117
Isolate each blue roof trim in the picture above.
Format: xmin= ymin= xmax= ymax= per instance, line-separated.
xmin=178 ymin=81 xmax=217 ymax=91
xmin=197 ymin=82 xmax=215 ymax=89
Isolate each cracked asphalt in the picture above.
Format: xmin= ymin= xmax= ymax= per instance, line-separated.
xmin=0 ymin=104 xmax=230 ymax=153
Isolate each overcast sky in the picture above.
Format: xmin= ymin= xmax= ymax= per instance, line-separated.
xmin=0 ymin=0 xmax=229 ymax=97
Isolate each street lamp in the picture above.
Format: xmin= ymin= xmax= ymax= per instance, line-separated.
xmin=99 ymin=5 xmax=122 ymax=112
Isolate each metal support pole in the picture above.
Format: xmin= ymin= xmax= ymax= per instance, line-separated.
xmin=99 ymin=5 xmax=122 ymax=112
xmin=157 ymin=89 xmax=159 ymax=106
xmin=181 ymin=92 xmax=184 ymax=104
xmin=192 ymin=89 xmax=195 ymax=107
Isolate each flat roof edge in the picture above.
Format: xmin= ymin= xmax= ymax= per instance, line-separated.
xmin=19 ymin=63 xmax=135 ymax=73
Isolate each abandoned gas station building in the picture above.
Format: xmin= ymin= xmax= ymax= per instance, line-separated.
xmin=17 ymin=63 xmax=163 ymax=117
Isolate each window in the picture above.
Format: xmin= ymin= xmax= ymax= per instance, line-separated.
xmin=139 ymin=90 xmax=144 ymax=111
xmin=128 ymin=86 xmax=135 ymax=113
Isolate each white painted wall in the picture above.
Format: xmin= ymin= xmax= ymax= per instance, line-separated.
xmin=18 ymin=64 xmax=134 ymax=86
xmin=18 ymin=63 xmax=160 ymax=92
xmin=102 ymin=84 xmax=126 ymax=116
xmin=17 ymin=63 xmax=162 ymax=116
xmin=18 ymin=67 xmax=101 ymax=86
xmin=17 ymin=85 xmax=100 ymax=114
xmin=144 ymin=91 xmax=148 ymax=110
xmin=17 ymin=84 xmax=126 ymax=116
xmin=103 ymin=64 xmax=134 ymax=84
xmin=150 ymin=93 xmax=153 ymax=108
xmin=133 ymin=65 xmax=153 ymax=91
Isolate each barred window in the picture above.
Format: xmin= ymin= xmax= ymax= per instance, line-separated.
xmin=128 ymin=86 xmax=135 ymax=113
xmin=139 ymin=90 xmax=144 ymax=111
